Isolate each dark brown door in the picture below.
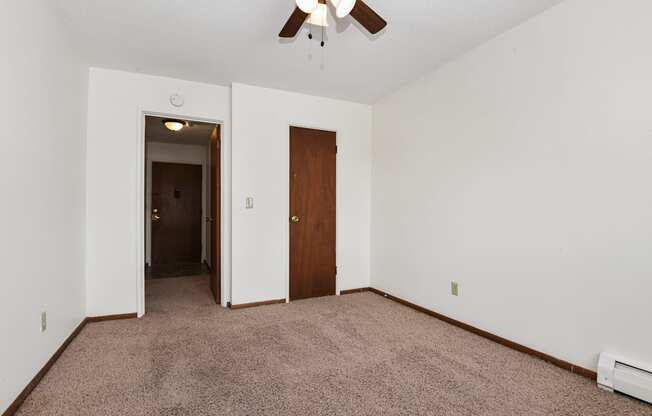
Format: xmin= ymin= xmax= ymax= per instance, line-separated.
xmin=289 ymin=126 xmax=336 ymax=301
xmin=151 ymin=162 xmax=203 ymax=265
xmin=209 ymin=126 xmax=221 ymax=304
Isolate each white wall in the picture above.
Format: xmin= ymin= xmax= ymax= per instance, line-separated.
xmin=85 ymin=68 xmax=231 ymax=315
xmin=231 ymin=83 xmax=372 ymax=305
xmin=145 ymin=142 xmax=209 ymax=265
xmin=372 ymin=0 xmax=652 ymax=371
xmin=85 ymin=73 xmax=373 ymax=314
xmin=0 ymin=1 xmax=88 ymax=412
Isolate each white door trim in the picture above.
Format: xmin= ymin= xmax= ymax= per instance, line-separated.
xmin=137 ymin=110 xmax=227 ymax=317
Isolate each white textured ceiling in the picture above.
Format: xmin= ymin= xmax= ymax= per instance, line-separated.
xmin=53 ymin=0 xmax=564 ymax=103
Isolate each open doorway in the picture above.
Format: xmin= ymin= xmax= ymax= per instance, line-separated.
xmin=144 ymin=115 xmax=221 ymax=309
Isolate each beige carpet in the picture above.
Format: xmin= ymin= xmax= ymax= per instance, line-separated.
xmin=16 ymin=275 xmax=650 ymax=415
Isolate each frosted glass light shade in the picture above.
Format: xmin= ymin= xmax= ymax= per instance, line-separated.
xmin=306 ymin=3 xmax=329 ymax=27
xmin=163 ymin=120 xmax=185 ymax=131
xmin=296 ymin=0 xmax=318 ymax=13
xmin=336 ymin=0 xmax=356 ymax=18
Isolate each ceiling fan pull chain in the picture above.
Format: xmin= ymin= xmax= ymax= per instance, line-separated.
xmin=321 ymin=25 xmax=325 ymax=47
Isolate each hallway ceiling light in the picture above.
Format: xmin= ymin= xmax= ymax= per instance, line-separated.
xmin=163 ymin=119 xmax=186 ymax=132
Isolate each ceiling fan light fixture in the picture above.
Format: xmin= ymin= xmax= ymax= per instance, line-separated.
xmin=296 ymin=0 xmax=318 ymax=13
xmin=163 ymin=119 xmax=186 ymax=132
xmin=336 ymin=0 xmax=356 ymax=18
xmin=306 ymin=3 xmax=329 ymax=27
xmin=280 ymin=0 xmax=386 ymax=39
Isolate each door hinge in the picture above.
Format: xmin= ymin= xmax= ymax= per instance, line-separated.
xmin=335 ymin=266 xmax=338 ymax=275
xmin=335 ymin=145 xmax=338 ymax=154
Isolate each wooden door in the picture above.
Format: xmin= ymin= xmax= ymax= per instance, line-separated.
xmin=151 ymin=162 xmax=203 ymax=265
xmin=209 ymin=126 xmax=221 ymax=304
xmin=289 ymin=127 xmax=336 ymax=301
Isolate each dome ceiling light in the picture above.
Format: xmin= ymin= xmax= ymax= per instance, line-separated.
xmin=163 ymin=119 xmax=187 ymax=132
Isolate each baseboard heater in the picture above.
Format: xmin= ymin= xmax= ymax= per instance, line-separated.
xmin=598 ymin=352 xmax=652 ymax=404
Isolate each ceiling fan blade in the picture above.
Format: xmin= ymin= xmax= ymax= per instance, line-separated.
xmin=279 ymin=7 xmax=309 ymax=38
xmin=349 ymin=0 xmax=387 ymax=35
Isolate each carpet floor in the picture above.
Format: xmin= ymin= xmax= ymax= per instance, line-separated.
xmin=16 ymin=275 xmax=651 ymax=415
xmin=145 ymin=263 xmax=209 ymax=279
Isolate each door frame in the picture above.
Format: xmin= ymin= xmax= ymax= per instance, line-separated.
xmin=137 ymin=110 xmax=226 ymax=316
xmin=285 ymin=123 xmax=339 ymax=303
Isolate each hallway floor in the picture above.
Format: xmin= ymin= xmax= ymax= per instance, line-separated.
xmin=16 ymin=275 xmax=651 ymax=415
xmin=145 ymin=263 xmax=209 ymax=279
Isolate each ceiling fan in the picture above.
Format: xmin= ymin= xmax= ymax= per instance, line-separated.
xmin=279 ymin=0 xmax=387 ymax=39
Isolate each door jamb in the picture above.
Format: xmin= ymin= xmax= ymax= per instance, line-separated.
xmin=138 ymin=111 xmax=225 ymax=317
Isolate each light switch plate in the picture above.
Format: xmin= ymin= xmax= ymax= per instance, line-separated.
xmin=451 ymin=281 xmax=459 ymax=296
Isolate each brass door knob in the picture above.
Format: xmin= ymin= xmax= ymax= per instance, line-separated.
xmin=290 ymin=215 xmax=300 ymax=223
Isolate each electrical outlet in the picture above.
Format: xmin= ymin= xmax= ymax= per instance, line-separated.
xmin=451 ymin=281 xmax=459 ymax=297
xmin=41 ymin=312 xmax=47 ymax=332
